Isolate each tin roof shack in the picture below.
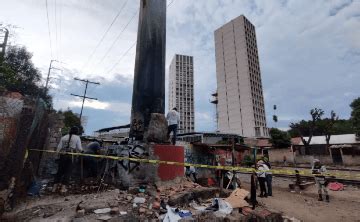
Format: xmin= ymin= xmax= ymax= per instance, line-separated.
xmin=177 ymin=132 xmax=250 ymax=185
xmin=94 ymin=124 xmax=130 ymax=142
xmin=293 ymin=134 xmax=360 ymax=166
xmin=248 ymin=138 xmax=297 ymax=166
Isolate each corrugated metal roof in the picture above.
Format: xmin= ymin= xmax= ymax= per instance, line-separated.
xmin=299 ymin=134 xmax=359 ymax=145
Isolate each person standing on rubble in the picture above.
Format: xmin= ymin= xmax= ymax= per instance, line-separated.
xmin=166 ymin=107 xmax=180 ymax=145
xmin=53 ymin=126 xmax=83 ymax=194
xmin=256 ymin=160 xmax=269 ymax=198
xmin=312 ymin=159 xmax=329 ymax=202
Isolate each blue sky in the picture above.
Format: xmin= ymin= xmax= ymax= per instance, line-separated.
xmin=1 ymin=0 xmax=359 ymax=135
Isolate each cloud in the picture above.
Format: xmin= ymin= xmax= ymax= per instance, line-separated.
xmin=3 ymin=0 xmax=360 ymax=134
xmin=69 ymin=100 xmax=109 ymax=110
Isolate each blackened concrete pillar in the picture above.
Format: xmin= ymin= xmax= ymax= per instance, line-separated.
xmin=130 ymin=0 xmax=167 ymax=141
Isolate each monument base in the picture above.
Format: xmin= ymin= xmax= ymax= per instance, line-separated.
xmin=115 ymin=143 xmax=184 ymax=188
xmin=154 ymin=144 xmax=184 ymax=181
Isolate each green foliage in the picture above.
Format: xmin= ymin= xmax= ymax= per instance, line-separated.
xmin=242 ymin=155 xmax=253 ymax=167
xmin=288 ymin=119 xmax=354 ymax=137
xmin=273 ymin=115 xmax=278 ymax=123
xmin=0 ymin=46 xmax=51 ymax=104
xmin=350 ymin=97 xmax=360 ymax=137
xmin=269 ymin=128 xmax=291 ymax=148
xmin=289 ymin=108 xmax=324 ymax=147
xmin=58 ymin=109 xmax=82 ymax=135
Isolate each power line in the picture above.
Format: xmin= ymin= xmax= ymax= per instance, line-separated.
xmin=167 ymin=0 xmax=176 ymax=7
xmin=106 ymin=41 xmax=136 ymax=74
xmin=91 ymin=10 xmax=138 ymax=73
xmin=70 ymin=78 xmax=100 ymax=122
xmin=59 ymin=0 xmax=62 ymax=61
xmin=54 ymin=0 xmax=59 ymax=59
xmin=106 ymin=0 xmax=176 ymax=75
xmin=45 ymin=0 xmax=53 ymax=59
xmin=81 ymin=0 xmax=129 ymax=72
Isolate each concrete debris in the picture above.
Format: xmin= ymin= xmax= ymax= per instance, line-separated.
xmin=97 ymin=215 xmax=112 ymax=221
xmin=119 ymin=211 xmax=127 ymax=215
xmin=133 ymin=197 xmax=146 ymax=204
xmin=126 ymin=195 xmax=133 ymax=201
xmin=1 ymin=176 xmax=290 ymax=221
xmin=283 ymin=215 xmax=302 ymax=222
xmin=75 ymin=209 xmax=85 ymax=217
xmin=110 ymin=207 xmax=119 ymax=214
xmin=138 ymin=207 xmax=147 ymax=214
xmin=93 ymin=208 xmax=111 ymax=214
xmin=225 ymin=188 xmax=249 ymax=208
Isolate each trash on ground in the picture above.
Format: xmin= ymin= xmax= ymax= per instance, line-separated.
xmin=94 ymin=208 xmax=111 ymax=214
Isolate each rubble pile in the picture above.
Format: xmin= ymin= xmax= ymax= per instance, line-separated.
xmin=2 ymin=178 xmax=284 ymax=221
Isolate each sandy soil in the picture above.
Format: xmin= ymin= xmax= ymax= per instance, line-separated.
xmin=239 ymin=174 xmax=360 ymax=222
xmin=2 ymin=175 xmax=360 ymax=222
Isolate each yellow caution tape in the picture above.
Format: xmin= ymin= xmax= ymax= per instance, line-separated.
xmin=28 ymin=149 xmax=360 ymax=180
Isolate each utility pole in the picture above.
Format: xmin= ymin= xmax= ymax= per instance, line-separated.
xmin=45 ymin=60 xmax=62 ymax=90
xmin=0 ymin=27 xmax=9 ymax=61
xmin=70 ymin=78 xmax=100 ymax=124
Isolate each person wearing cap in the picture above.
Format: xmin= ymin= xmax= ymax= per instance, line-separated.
xmin=312 ymin=159 xmax=329 ymax=202
xmin=53 ymin=126 xmax=83 ymax=194
xmin=166 ymin=107 xmax=180 ymax=145
xmin=256 ymin=160 xmax=269 ymax=198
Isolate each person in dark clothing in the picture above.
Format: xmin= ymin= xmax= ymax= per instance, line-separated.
xmin=83 ymin=141 xmax=101 ymax=178
xmin=53 ymin=126 xmax=83 ymax=193
xmin=250 ymin=171 xmax=258 ymax=209
xmin=185 ymin=166 xmax=197 ymax=183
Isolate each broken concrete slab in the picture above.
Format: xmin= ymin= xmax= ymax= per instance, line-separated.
xmin=168 ymin=187 xmax=221 ymax=206
xmin=94 ymin=208 xmax=111 ymax=214
xmin=225 ymin=189 xmax=249 ymax=208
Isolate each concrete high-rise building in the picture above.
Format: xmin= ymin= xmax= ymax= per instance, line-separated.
xmin=214 ymin=15 xmax=268 ymax=138
xmin=168 ymin=54 xmax=194 ymax=133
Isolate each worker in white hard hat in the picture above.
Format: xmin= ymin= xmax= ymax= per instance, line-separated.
xmin=311 ymin=159 xmax=329 ymax=202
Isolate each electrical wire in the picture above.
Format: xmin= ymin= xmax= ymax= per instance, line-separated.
xmin=54 ymin=0 xmax=59 ymax=59
xmin=80 ymin=0 xmax=129 ymax=72
xmin=106 ymin=0 xmax=176 ymax=75
xmin=91 ymin=9 xmax=138 ymax=73
xmin=167 ymin=0 xmax=176 ymax=7
xmin=106 ymin=41 xmax=136 ymax=74
xmin=58 ymin=0 xmax=62 ymax=61
xmin=45 ymin=0 xmax=53 ymax=59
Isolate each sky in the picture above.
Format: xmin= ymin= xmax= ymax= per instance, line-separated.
xmin=1 ymin=0 xmax=359 ymax=135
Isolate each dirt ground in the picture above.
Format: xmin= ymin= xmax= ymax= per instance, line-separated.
xmin=2 ymin=175 xmax=360 ymax=222
xmin=239 ymin=174 xmax=360 ymax=222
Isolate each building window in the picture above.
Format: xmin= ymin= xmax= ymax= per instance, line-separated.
xmin=255 ymin=127 xmax=261 ymax=137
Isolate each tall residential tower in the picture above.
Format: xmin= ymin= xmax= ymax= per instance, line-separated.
xmin=168 ymin=54 xmax=194 ymax=133
xmin=214 ymin=15 xmax=268 ymax=138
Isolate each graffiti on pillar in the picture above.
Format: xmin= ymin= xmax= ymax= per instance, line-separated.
xmin=131 ymin=118 xmax=144 ymax=134
xmin=105 ymin=144 xmax=147 ymax=174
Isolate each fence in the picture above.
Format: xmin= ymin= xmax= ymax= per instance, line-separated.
xmin=0 ymin=92 xmax=49 ymax=214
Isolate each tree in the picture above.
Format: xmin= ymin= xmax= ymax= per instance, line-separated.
xmin=289 ymin=108 xmax=324 ymax=148
xmin=0 ymin=46 xmax=51 ymax=104
xmin=269 ymin=128 xmax=291 ymax=148
xmin=350 ymin=97 xmax=360 ymax=138
xmin=58 ymin=109 xmax=82 ymax=135
xmin=333 ymin=119 xmax=354 ymax=134
xmin=318 ymin=110 xmax=338 ymax=152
